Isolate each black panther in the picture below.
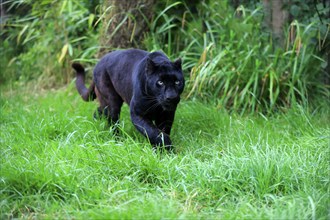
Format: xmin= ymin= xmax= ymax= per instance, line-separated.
xmin=72 ymin=49 xmax=185 ymax=150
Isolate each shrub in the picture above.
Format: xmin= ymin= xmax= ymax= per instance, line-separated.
xmin=1 ymin=0 xmax=99 ymax=86
xmin=143 ymin=1 xmax=329 ymax=113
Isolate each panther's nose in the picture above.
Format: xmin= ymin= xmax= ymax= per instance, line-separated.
xmin=165 ymin=88 xmax=179 ymax=103
xmin=165 ymin=94 xmax=178 ymax=102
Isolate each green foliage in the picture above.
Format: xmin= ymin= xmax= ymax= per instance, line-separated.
xmin=1 ymin=86 xmax=329 ymax=219
xmin=0 ymin=0 xmax=99 ymax=86
xmin=1 ymin=0 xmax=329 ymax=113
xmin=143 ymin=1 xmax=329 ymax=113
xmin=188 ymin=19 xmax=326 ymax=112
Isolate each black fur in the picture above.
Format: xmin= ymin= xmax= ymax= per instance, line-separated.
xmin=72 ymin=49 xmax=185 ymax=150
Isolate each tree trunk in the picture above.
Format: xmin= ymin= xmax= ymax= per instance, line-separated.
xmin=98 ymin=0 xmax=155 ymax=57
xmin=271 ymin=0 xmax=288 ymax=46
xmin=262 ymin=0 xmax=288 ymax=47
xmin=262 ymin=0 xmax=271 ymax=30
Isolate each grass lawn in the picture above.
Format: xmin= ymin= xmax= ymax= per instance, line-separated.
xmin=1 ymin=83 xmax=329 ymax=219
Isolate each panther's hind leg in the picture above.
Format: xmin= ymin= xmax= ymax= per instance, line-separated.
xmin=95 ymin=78 xmax=123 ymax=130
xmin=93 ymin=106 xmax=104 ymax=120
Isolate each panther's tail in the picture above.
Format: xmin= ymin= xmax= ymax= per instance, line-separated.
xmin=72 ymin=63 xmax=96 ymax=102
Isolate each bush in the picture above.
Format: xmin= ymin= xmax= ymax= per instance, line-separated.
xmin=0 ymin=0 xmax=99 ymax=86
xmin=143 ymin=0 xmax=329 ymax=113
xmin=1 ymin=0 xmax=328 ymax=113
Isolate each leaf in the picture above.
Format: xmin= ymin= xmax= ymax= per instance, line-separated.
xmin=68 ymin=43 xmax=73 ymax=56
xmin=95 ymin=6 xmax=114 ymax=27
xmin=8 ymin=57 xmax=17 ymax=67
xmin=70 ymin=36 xmax=87 ymax=43
xmin=59 ymin=43 xmax=69 ymax=63
xmin=22 ymin=28 xmax=38 ymax=45
xmin=59 ymin=0 xmax=67 ymax=15
xmin=88 ymin=14 xmax=95 ymax=29
xmin=17 ymin=25 xmax=29 ymax=44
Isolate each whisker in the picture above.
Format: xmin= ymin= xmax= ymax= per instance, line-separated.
xmin=144 ymin=101 xmax=161 ymax=115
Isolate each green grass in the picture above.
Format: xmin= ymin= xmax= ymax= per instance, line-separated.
xmin=1 ymin=83 xmax=329 ymax=219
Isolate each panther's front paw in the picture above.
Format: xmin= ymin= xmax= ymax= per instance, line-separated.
xmin=152 ymin=133 xmax=173 ymax=151
xmin=158 ymin=132 xmax=172 ymax=145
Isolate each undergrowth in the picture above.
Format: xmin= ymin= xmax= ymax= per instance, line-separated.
xmin=143 ymin=1 xmax=329 ymax=113
xmin=0 ymin=0 xmax=100 ymax=86
xmin=1 ymin=0 xmax=329 ymax=113
xmin=1 ymin=83 xmax=329 ymax=219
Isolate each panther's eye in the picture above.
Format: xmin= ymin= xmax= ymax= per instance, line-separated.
xmin=175 ymin=80 xmax=181 ymax=85
xmin=157 ymin=80 xmax=164 ymax=86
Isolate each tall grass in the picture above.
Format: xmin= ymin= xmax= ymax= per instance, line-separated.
xmin=187 ymin=20 xmax=325 ymax=112
xmin=143 ymin=1 xmax=329 ymax=113
xmin=1 ymin=0 xmax=328 ymax=112
xmin=0 ymin=0 xmax=99 ymax=85
xmin=1 ymin=84 xmax=329 ymax=219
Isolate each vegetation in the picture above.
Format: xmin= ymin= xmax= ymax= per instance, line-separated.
xmin=1 ymin=0 xmax=329 ymax=112
xmin=1 ymin=0 xmax=99 ymax=85
xmin=143 ymin=1 xmax=329 ymax=112
xmin=1 ymin=84 xmax=329 ymax=219
xmin=1 ymin=0 xmax=329 ymax=219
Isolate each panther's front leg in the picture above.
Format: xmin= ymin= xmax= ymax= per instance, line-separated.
xmin=155 ymin=111 xmax=175 ymax=136
xmin=130 ymin=110 xmax=172 ymax=148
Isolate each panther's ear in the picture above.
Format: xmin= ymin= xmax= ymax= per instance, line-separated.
xmin=146 ymin=57 xmax=156 ymax=74
xmin=173 ymin=58 xmax=182 ymax=70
